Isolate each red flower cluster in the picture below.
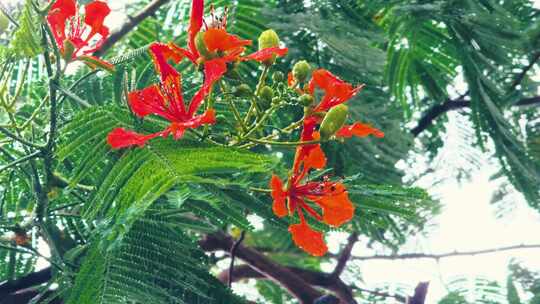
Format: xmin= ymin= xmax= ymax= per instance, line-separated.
xmin=270 ymin=69 xmax=384 ymax=256
xmin=107 ymin=0 xmax=288 ymax=148
xmin=47 ymin=0 xmax=113 ymax=70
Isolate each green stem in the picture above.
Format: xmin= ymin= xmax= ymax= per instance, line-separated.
xmin=246 ymin=137 xmax=323 ymax=147
xmin=244 ymin=66 xmax=270 ymax=125
xmin=220 ymin=81 xmax=248 ymax=132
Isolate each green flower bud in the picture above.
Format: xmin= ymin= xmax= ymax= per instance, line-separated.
xmin=320 ymin=104 xmax=349 ymax=140
xmin=292 ymin=60 xmax=311 ymax=83
xmin=258 ymin=29 xmax=280 ymax=50
xmin=272 ymin=71 xmax=285 ymax=83
xmin=0 ymin=12 xmax=9 ymax=35
xmin=62 ymin=39 xmax=76 ymax=62
xmin=258 ymin=29 xmax=280 ymax=66
xmin=195 ymin=31 xmax=214 ymax=59
xmin=259 ymin=86 xmax=274 ymax=107
xmin=298 ymin=94 xmax=314 ymax=107
xmin=271 ymin=97 xmax=282 ymax=106
xmin=233 ymin=84 xmax=252 ymax=97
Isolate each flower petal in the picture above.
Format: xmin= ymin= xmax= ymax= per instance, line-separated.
xmin=47 ymin=0 xmax=77 ymax=49
xmin=308 ymin=69 xmax=364 ymax=112
xmin=288 ymin=222 xmax=328 ymax=256
xmin=187 ymin=58 xmax=227 ymax=116
xmin=203 ymin=28 xmax=251 ymax=53
xmin=336 ymin=123 xmax=385 ymax=138
xmin=128 ymin=85 xmax=177 ymax=121
xmin=188 ymin=0 xmax=204 ymax=58
xmin=310 ymin=183 xmax=355 ymax=227
xmin=270 ymin=175 xmax=288 ymax=217
xmin=84 ymin=1 xmax=111 ymax=41
xmin=242 ymin=47 xmax=288 ymax=62
xmin=107 ymin=128 xmax=161 ymax=149
xmin=149 ymin=43 xmax=183 ymax=83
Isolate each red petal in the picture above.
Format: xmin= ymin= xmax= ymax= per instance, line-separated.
xmin=289 ymin=222 xmax=328 ymax=256
xmin=47 ymin=0 xmax=77 ymax=49
xmin=84 ymin=1 xmax=111 ymax=42
xmin=149 ymin=43 xmax=183 ymax=83
xmin=188 ymin=0 xmax=204 ymax=58
xmin=203 ymin=28 xmax=251 ymax=53
xmin=128 ymin=85 xmax=178 ymax=121
xmin=107 ymin=128 xmax=160 ymax=149
xmin=270 ymin=175 xmax=288 ymax=218
xmin=242 ymin=47 xmax=288 ymax=62
xmin=288 ymin=72 xmax=295 ymax=87
xmin=309 ymin=183 xmax=355 ymax=227
xmin=187 ymin=58 xmax=227 ymax=116
xmin=309 ymin=69 xmax=364 ymax=112
xmin=336 ymin=123 xmax=385 ymax=138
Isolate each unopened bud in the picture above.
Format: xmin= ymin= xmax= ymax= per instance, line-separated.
xmin=233 ymin=84 xmax=252 ymax=97
xmin=272 ymin=71 xmax=285 ymax=83
xmin=298 ymin=94 xmax=314 ymax=107
xmin=258 ymin=29 xmax=281 ymax=66
xmin=320 ymin=104 xmax=349 ymax=140
xmin=259 ymin=86 xmax=274 ymax=107
xmin=62 ymin=39 xmax=76 ymax=62
xmin=292 ymin=60 xmax=311 ymax=83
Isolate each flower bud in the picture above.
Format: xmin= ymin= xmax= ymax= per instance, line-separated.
xmin=0 ymin=11 xmax=9 ymax=35
xmin=258 ymin=29 xmax=281 ymax=66
xmin=298 ymin=94 xmax=314 ymax=107
xmin=272 ymin=71 xmax=285 ymax=83
xmin=320 ymin=104 xmax=349 ymax=140
xmin=62 ymin=39 xmax=76 ymax=62
xmin=259 ymin=86 xmax=274 ymax=107
xmin=292 ymin=60 xmax=311 ymax=83
xmin=258 ymin=29 xmax=280 ymax=50
xmin=195 ymin=31 xmax=215 ymax=59
xmin=233 ymin=84 xmax=252 ymax=97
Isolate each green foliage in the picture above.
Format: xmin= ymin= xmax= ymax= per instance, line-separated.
xmin=10 ymin=0 xmax=42 ymax=58
xmin=66 ymin=209 xmax=244 ymax=304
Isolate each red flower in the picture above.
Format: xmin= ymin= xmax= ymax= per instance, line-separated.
xmin=270 ymin=171 xmax=355 ymax=256
xmin=308 ymin=69 xmax=365 ymax=113
xmin=47 ymin=0 xmax=113 ymax=69
xmin=107 ymin=43 xmax=216 ymax=149
xmin=167 ymin=0 xmax=287 ymax=86
xmin=336 ymin=123 xmax=385 ymax=139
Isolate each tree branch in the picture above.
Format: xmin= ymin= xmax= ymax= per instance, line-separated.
xmin=412 ymin=51 xmax=540 ymax=137
xmin=94 ymin=0 xmax=170 ymax=57
xmin=0 ymin=267 xmax=52 ymax=297
xmin=228 ymin=231 xmax=246 ymax=288
xmin=330 ymin=232 xmax=358 ymax=280
xmin=408 ymin=282 xmax=429 ymax=304
xmin=200 ymin=232 xmax=323 ymax=304
xmin=218 ymin=264 xmax=357 ymax=304
xmin=351 ymin=244 xmax=540 ymax=261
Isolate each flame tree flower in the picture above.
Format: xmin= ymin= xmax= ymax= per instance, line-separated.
xmin=165 ymin=0 xmax=288 ymax=88
xmin=270 ymin=147 xmax=355 ymax=256
xmin=46 ymin=0 xmax=113 ymax=71
xmin=107 ymin=43 xmax=216 ymax=149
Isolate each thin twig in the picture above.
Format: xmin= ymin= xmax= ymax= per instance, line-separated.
xmin=228 ymin=231 xmax=246 ymax=288
xmin=0 ymin=127 xmax=44 ymax=149
xmin=0 ymin=151 xmax=41 ymax=174
xmin=330 ymin=232 xmax=358 ymax=280
xmin=351 ymin=244 xmax=540 ymax=261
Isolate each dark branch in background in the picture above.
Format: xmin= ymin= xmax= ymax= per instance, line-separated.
xmin=0 ymin=267 xmax=52 ymax=297
xmin=94 ymin=0 xmax=170 ymax=57
xmin=330 ymin=232 xmax=358 ymax=281
xmin=228 ymin=231 xmax=246 ymax=288
xmin=351 ymin=243 xmax=540 ymax=261
xmin=409 ymin=282 xmax=429 ymax=304
xmin=200 ymin=232 xmax=324 ymax=304
xmin=411 ymin=51 xmax=540 ymax=137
